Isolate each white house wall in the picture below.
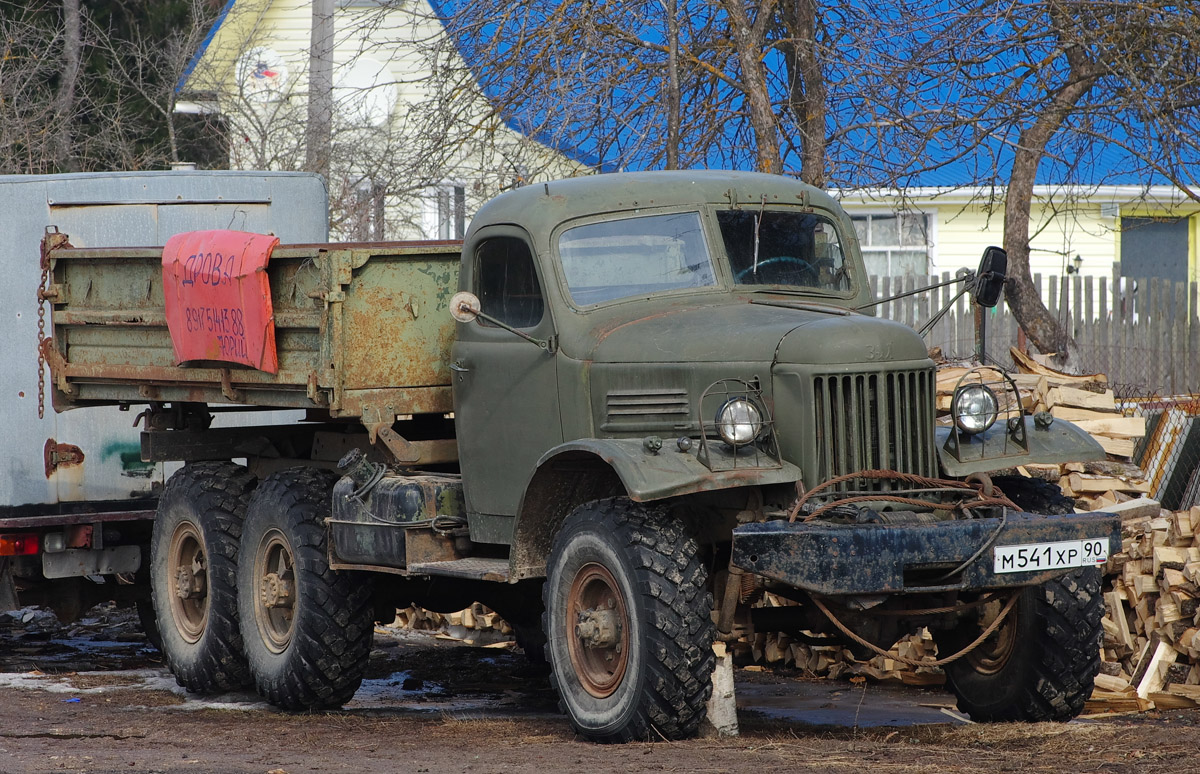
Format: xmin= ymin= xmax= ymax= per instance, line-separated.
xmin=184 ymin=0 xmax=589 ymax=240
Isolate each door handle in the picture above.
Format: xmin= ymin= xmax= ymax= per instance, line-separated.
xmin=449 ymin=361 xmax=469 ymax=373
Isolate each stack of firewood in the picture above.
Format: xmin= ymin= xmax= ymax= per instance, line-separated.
xmin=1086 ymin=497 xmax=1200 ymax=713
xmin=387 ymin=602 xmax=513 ymax=640
xmin=730 ymin=594 xmax=946 ymax=686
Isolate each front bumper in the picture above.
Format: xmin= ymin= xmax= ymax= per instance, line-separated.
xmin=731 ymin=510 xmax=1119 ymax=595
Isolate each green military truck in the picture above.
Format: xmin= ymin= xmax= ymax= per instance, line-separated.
xmin=41 ymin=171 xmax=1118 ymax=742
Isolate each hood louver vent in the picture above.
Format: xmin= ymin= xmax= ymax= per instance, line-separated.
xmin=603 ymin=389 xmax=690 ymax=432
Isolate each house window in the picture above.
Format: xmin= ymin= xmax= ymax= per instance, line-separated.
xmin=435 ymin=185 xmax=466 ymax=240
xmin=851 ymin=213 xmax=930 ymax=277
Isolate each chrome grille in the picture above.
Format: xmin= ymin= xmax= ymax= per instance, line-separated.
xmin=812 ymin=368 xmax=936 ymax=489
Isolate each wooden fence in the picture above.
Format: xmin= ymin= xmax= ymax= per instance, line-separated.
xmin=870 ymin=267 xmax=1200 ymax=395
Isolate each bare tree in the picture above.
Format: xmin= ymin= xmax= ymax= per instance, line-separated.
xmin=445 ymin=1 xmax=922 ymax=181
xmin=901 ymin=1 xmax=1200 ymax=366
xmin=0 ymin=0 xmax=224 ymax=174
xmin=179 ymin=1 xmax=586 ymax=240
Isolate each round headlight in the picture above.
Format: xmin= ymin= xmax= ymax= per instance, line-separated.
xmin=716 ymin=398 xmax=763 ymax=448
xmin=952 ymin=384 xmax=999 ymax=435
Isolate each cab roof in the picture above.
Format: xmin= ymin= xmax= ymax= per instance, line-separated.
xmin=468 ymin=170 xmax=844 ymax=243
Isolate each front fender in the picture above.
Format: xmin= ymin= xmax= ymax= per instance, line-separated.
xmin=936 ymin=415 xmax=1106 ymax=478
xmin=535 ymin=438 xmax=802 ymax=501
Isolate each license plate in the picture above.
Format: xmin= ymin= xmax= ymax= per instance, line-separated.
xmin=993 ymin=538 xmax=1109 ymax=574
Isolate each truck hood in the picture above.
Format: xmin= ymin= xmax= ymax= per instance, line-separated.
xmin=584 ymin=300 xmax=928 ymax=365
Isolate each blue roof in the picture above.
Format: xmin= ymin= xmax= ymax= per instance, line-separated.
xmin=176 ymin=0 xmax=237 ymax=93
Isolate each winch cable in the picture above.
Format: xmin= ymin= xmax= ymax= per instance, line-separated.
xmin=927 ymin=507 xmax=1009 ymax=584
xmin=785 ymin=469 xmax=1022 ymax=665
xmin=852 ymin=591 xmax=1006 ymax=617
xmin=788 ymin=469 xmax=1020 ymax=523
xmin=810 ymin=590 xmax=1021 ymax=668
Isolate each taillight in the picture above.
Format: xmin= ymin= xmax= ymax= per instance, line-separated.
xmin=0 ymin=533 xmax=39 ymax=556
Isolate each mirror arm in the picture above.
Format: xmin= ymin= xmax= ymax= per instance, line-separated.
xmin=472 ymin=309 xmax=554 ymax=352
xmin=916 ymin=285 xmax=972 ymax=336
xmin=855 ymin=271 xmax=972 ymax=311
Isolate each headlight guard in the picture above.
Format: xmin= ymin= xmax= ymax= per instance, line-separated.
xmin=698 ymin=378 xmax=781 ymax=472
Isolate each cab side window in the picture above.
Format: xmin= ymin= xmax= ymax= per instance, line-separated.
xmin=476 ymin=237 xmax=544 ymax=329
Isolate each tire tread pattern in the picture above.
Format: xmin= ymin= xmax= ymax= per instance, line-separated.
xmin=242 ymin=467 xmax=374 ymax=710
xmin=544 ymin=498 xmax=715 ymax=743
xmin=946 ymin=567 xmax=1103 ymax=722
xmin=151 ymin=461 xmax=256 ymax=692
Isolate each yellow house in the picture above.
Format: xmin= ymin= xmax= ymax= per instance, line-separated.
xmin=177 ymin=0 xmax=592 ymax=240
xmin=838 ymin=186 xmax=1200 ymax=286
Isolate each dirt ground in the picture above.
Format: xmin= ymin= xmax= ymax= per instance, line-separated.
xmin=0 ymin=605 xmax=1197 ymax=774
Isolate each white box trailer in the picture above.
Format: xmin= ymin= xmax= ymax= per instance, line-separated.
xmin=0 ymin=170 xmax=327 ymax=618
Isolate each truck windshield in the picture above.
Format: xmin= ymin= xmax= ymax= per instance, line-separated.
xmin=718 ymin=209 xmax=852 ymax=292
xmin=558 ymin=211 xmax=716 ymax=305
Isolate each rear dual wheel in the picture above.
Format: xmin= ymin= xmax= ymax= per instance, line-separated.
xmin=237 ymin=467 xmax=374 ymax=709
xmin=150 ymin=462 xmax=257 ymax=692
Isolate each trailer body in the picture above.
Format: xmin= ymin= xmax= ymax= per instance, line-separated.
xmin=0 ymin=171 xmax=327 ymax=616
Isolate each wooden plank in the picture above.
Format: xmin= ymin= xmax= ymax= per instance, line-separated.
xmin=1174 ymin=280 xmax=1186 ymax=394
xmin=1045 ymin=386 xmax=1116 ymax=411
xmin=1136 ymin=640 xmax=1180 ymax=698
xmin=1067 ymin=473 xmax=1151 ymax=493
xmin=1096 ymin=436 xmax=1137 ymax=457
xmin=1099 ymin=275 xmax=1110 ymax=377
xmin=1049 ymin=410 xmax=1146 ymax=437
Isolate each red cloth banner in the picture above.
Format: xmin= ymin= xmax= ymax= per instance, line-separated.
xmin=162 ymin=230 xmax=279 ymax=374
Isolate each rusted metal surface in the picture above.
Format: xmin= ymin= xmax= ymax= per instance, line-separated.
xmin=45 ymin=237 xmax=460 ymax=420
xmin=43 ymin=439 xmax=84 ymax=478
xmin=731 ymin=511 xmax=1120 ymax=595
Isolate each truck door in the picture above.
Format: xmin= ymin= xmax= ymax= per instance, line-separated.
xmin=451 ymin=227 xmax=562 ymax=539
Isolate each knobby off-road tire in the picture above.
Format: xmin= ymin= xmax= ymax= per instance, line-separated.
xmin=238 ymin=467 xmax=374 ymax=710
xmin=543 ymin=497 xmax=715 ymax=743
xmin=150 ymin=462 xmax=257 ymax=692
xmin=991 ymin=475 xmax=1075 ymax=515
xmin=940 ymin=567 xmax=1103 ymax=721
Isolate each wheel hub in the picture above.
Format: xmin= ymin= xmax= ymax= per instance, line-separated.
xmin=576 ymin=605 xmax=622 ymax=649
xmin=566 ymin=563 xmax=630 ymax=699
xmin=174 ymin=563 xmax=206 ymax=600
xmin=260 ymin=572 xmax=292 ymax=608
xmin=965 ymin=598 xmax=1019 ymax=674
xmin=166 ymin=522 xmax=208 ymax=644
xmin=254 ymin=529 xmax=297 ymax=653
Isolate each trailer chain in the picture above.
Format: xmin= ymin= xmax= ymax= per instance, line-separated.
xmin=810 ymin=590 xmax=1020 ymax=668
xmin=36 ymin=239 xmax=51 ymax=420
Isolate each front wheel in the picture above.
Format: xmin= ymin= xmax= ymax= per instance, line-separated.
xmin=938 ymin=567 xmax=1103 ymax=721
xmin=543 ymin=498 xmax=715 ymax=743
xmin=237 ymin=467 xmax=374 ymax=710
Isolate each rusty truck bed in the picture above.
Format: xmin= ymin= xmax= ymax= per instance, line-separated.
xmin=42 ymin=234 xmax=462 ymax=421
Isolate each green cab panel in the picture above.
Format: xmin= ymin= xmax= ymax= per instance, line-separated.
xmin=935 ymin=416 xmax=1106 ymax=478
xmin=536 ymin=438 xmax=802 ymax=502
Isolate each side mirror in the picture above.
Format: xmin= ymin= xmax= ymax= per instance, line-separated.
xmin=972 ymin=246 xmax=1007 ymax=308
xmin=450 ymin=291 xmax=481 ymax=323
